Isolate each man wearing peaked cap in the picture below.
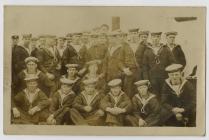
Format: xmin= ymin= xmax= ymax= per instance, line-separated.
xmin=70 ymin=77 xmax=105 ymax=126
xmin=164 ymin=31 xmax=186 ymax=69
xmin=102 ymin=27 xmax=137 ymax=98
xmin=135 ymin=30 xmax=151 ymax=80
xmin=160 ymin=63 xmax=196 ymax=126
xmin=63 ymin=31 xmax=87 ymax=70
xmin=12 ymin=33 xmax=32 ymax=76
xmin=82 ymin=59 xmax=106 ymax=93
xmin=12 ymin=74 xmax=50 ymax=124
xmin=56 ymin=36 xmax=68 ymax=75
xmin=30 ymin=37 xmax=40 ymax=58
xmin=128 ymin=28 xmax=140 ymax=52
xmin=100 ymin=78 xmax=132 ymax=126
xmin=125 ymin=79 xmax=161 ymax=126
xmin=151 ymin=32 xmax=162 ymax=36
xmin=47 ymin=77 xmax=76 ymax=125
xmin=129 ymin=28 xmax=139 ymax=34
xmin=11 ymin=35 xmax=21 ymax=84
xmin=142 ymin=30 xmax=175 ymax=95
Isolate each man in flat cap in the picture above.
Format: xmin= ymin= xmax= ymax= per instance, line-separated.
xmin=81 ymin=59 xmax=106 ymax=92
xmin=12 ymin=75 xmax=50 ymax=124
xmin=60 ymin=64 xmax=82 ymax=95
xmin=14 ymin=56 xmax=56 ymax=97
xmin=160 ymin=64 xmax=196 ymax=126
xmin=142 ymin=32 xmax=175 ymax=97
xmin=62 ymin=33 xmax=88 ymax=75
xmin=36 ymin=35 xmax=60 ymax=88
xmin=100 ymin=79 xmax=132 ymax=126
xmin=100 ymin=24 xmax=110 ymax=34
xmin=12 ymin=34 xmax=32 ymax=76
xmin=70 ymin=78 xmax=105 ymax=126
xmin=128 ymin=28 xmax=140 ymax=53
xmin=102 ymin=30 xmax=137 ymax=97
xmin=125 ymin=80 xmax=161 ymax=126
xmin=56 ymin=37 xmax=68 ymax=75
xmin=30 ymin=37 xmax=40 ymax=58
xmin=135 ymin=31 xmax=151 ymax=80
xmin=47 ymin=77 xmax=76 ymax=125
xmin=11 ymin=35 xmax=21 ymax=87
xmin=164 ymin=31 xmax=186 ymax=69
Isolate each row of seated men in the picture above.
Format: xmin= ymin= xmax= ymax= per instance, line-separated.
xmin=11 ymin=58 xmax=196 ymax=127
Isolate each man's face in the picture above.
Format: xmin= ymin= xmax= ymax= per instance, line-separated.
xmin=98 ymin=35 xmax=107 ymax=44
xmin=137 ymin=85 xmax=148 ymax=96
xmin=151 ymin=35 xmax=161 ymax=45
xmin=166 ymin=35 xmax=176 ymax=44
xmin=67 ymin=67 xmax=77 ymax=77
xmin=39 ymin=38 xmax=46 ymax=46
xmin=139 ymin=35 xmax=148 ymax=43
xmin=61 ymin=84 xmax=72 ymax=94
xmin=88 ymin=64 xmax=98 ymax=74
xmin=129 ymin=32 xmax=139 ymax=43
xmin=26 ymin=80 xmax=38 ymax=92
xmin=12 ymin=38 xmax=19 ymax=46
xmin=58 ymin=39 xmax=65 ymax=46
xmin=100 ymin=26 xmax=109 ymax=33
xmin=168 ymin=71 xmax=182 ymax=85
xmin=45 ymin=38 xmax=54 ymax=48
xmin=110 ymin=86 xmax=121 ymax=96
xmin=85 ymin=84 xmax=96 ymax=94
xmin=90 ymin=36 xmax=99 ymax=45
xmin=81 ymin=35 xmax=89 ymax=44
xmin=72 ymin=35 xmax=80 ymax=44
xmin=23 ymin=37 xmax=31 ymax=46
xmin=26 ymin=61 xmax=37 ymax=71
xmin=31 ymin=40 xmax=37 ymax=48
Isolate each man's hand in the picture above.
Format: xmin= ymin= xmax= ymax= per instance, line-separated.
xmin=138 ymin=118 xmax=147 ymax=127
xmin=114 ymin=107 xmax=126 ymax=114
xmin=95 ymin=109 xmax=105 ymax=116
xmin=12 ymin=107 xmax=20 ymax=118
xmin=46 ymin=73 xmax=55 ymax=80
xmin=84 ymin=106 xmax=92 ymax=112
xmin=123 ymin=68 xmax=133 ymax=76
xmin=175 ymin=113 xmax=183 ymax=121
xmin=28 ymin=106 xmax=40 ymax=115
xmin=47 ymin=115 xmax=56 ymax=125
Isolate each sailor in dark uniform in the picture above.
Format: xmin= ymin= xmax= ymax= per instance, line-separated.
xmin=135 ymin=31 xmax=151 ymax=80
xmin=142 ymin=32 xmax=175 ymax=98
xmin=12 ymin=34 xmax=32 ymax=75
xmin=161 ymin=64 xmax=196 ymax=126
xmin=164 ymin=31 xmax=186 ymax=69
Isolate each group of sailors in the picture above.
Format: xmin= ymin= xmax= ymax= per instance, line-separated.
xmin=11 ymin=24 xmax=196 ymax=126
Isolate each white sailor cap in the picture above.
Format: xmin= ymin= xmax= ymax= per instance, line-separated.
xmin=134 ymin=80 xmax=150 ymax=87
xmin=165 ymin=64 xmax=183 ymax=73
xmin=60 ymin=77 xmax=75 ymax=85
xmin=108 ymin=79 xmax=122 ymax=87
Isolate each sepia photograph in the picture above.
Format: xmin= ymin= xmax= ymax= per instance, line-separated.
xmin=3 ymin=6 xmax=206 ymax=135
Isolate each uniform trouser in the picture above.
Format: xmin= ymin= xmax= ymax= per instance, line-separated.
xmin=125 ymin=115 xmax=139 ymax=126
xmin=55 ymin=108 xmax=73 ymax=125
xmin=70 ymin=108 xmax=105 ymax=126
xmin=105 ymin=112 xmax=126 ymax=126
xmin=11 ymin=108 xmax=50 ymax=124
xmin=149 ymin=77 xmax=165 ymax=100
xmin=122 ymin=75 xmax=136 ymax=98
